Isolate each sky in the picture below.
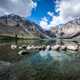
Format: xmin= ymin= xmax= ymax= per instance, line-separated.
xmin=0 ymin=0 xmax=80 ymax=30
xmin=27 ymin=0 xmax=58 ymax=27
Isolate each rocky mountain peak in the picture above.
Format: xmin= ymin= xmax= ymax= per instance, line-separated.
xmin=60 ymin=17 xmax=80 ymax=39
xmin=0 ymin=14 xmax=52 ymax=39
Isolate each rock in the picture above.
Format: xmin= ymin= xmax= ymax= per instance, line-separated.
xmin=48 ymin=47 xmax=52 ymax=51
xmin=38 ymin=47 xmax=42 ymax=51
xmin=21 ymin=45 xmax=26 ymax=49
xmin=18 ymin=46 xmax=22 ymax=49
xmin=52 ymin=45 xmax=60 ymax=50
xmin=61 ymin=45 xmax=67 ymax=51
xmin=66 ymin=44 xmax=78 ymax=51
xmin=18 ymin=50 xmax=30 ymax=55
xmin=26 ymin=45 xmax=32 ymax=50
xmin=11 ymin=44 xmax=17 ymax=50
xmin=42 ymin=46 xmax=46 ymax=51
xmin=78 ymin=46 xmax=80 ymax=51
xmin=45 ymin=45 xmax=51 ymax=51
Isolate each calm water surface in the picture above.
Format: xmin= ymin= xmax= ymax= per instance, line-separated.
xmin=0 ymin=44 xmax=80 ymax=80
xmin=16 ymin=50 xmax=80 ymax=80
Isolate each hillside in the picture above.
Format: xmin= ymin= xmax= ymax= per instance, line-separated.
xmin=60 ymin=18 xmax=80 ymax=40
xmin=0 ymin=14 xmax=51 ymax=39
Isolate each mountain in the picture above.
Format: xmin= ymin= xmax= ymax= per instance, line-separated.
xmin=60 ymin=17 xmax=80 ymax=40
xmin=0 ymin=14 xmax=51 ymax=39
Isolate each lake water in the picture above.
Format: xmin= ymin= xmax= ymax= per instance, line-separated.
xmin=16 ymin=50 xmax=80 ymax=80
xmin=0 ymin=44 xmax=80 ymax=80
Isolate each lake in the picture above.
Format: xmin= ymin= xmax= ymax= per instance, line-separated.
xmin=0 ymin=43 xmax=80 ymax=80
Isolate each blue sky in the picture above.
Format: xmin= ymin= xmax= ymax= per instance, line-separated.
xmin=27 ymin=0 xmax=59 ymax=25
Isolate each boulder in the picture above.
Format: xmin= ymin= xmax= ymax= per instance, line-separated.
xmin=52 ymin=45 xmax=60 ymax=50
xmin=61 ymin=45 xmax=67 ymax=50
xmin=11 ymin=44 xmax=17 ymax=50
xmin=66 ymin=44 xmax=78 ymax=51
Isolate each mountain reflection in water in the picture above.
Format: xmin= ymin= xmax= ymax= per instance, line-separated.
xmin=0 ymin=44 xmax=80 ymax=80
xmin=21 ymin=50 xmax=74 ymax=64
xmin=16 ymin=50 xmax=80 ymax=80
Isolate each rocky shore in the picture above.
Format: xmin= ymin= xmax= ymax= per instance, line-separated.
xmin=10 ymin=43 xmax=80 ymax=56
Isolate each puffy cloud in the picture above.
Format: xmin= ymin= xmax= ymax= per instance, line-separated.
xmin=40 ymin=11 xmax=64 ymax=30
xmin=0 ymin=0 xmax=37 ymax=17
xmin=48 ymin=11 xmax=54 ymax=17
xmin=32 ymin=2 xmax=37 ymax=9
xmin=49 ymin=0 xmax=80 ymax=26
xmin=39 ymin=17 xmax=49 ymax=30
xmin=46 ymin=0 xmax=80 ymax=27
xmin=58 ymin=0 xmax=80 ymax=22
xmin=40 ymin=16 xmax=64 ymax=30
xmin=49 ymin=16 xmax=63 ymax=27
xmin=40 ymin=0 xmax=80 ymax=30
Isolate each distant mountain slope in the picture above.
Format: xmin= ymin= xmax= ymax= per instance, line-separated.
xmin=60 ymin=17 xmax=80 ymax=39
xmin=0 ymin=14 xmax=51 ymax=39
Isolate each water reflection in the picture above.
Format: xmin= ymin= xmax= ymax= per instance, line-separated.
xmin=21 ymin=50 xmax=75 ymax=64
xmin=0 ymin=43 xmax=80 ymax=80
xmin=39 ymin=51 xmax=71 ymax=61
xmin=17 ymin=50 xmax=80 ymax=80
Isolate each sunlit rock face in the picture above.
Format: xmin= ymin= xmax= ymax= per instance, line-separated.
xmin=60 ymin=18 xmax=80 ymax=38
xmin=61 ymin=23 xmax=80 ymax=34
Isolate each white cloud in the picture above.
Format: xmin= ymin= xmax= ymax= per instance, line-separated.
xmin=50 ymin=0 xmax=80 ymax=26
xmin=32 ymin=2 xmax=37 ymax=9
xmin=58 ymin=0 xmax=80 ymax=22
xmin=39 ymin=17 xmax=49 ymax=30
xmin=0 ymin=0 xmax=37 ymax=17
xmin=49 ymin=16 xmax=63 ymax=27
xmin=48 ymin=11 xmax=54 ymax=17
xmin=40 ymin=12 xmax=64 ymax=30
xmin=40 ymin=0 xmax=80 ymax=30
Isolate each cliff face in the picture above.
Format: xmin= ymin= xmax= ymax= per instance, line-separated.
xmin=60 ymin=18 xmax=80 ymax=39
xmin=0 ymin=14 xmax=50 ymax=39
